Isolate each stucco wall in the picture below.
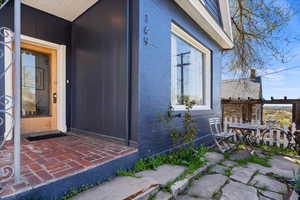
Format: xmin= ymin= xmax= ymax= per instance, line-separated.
xmin=137 ymin=0 xmax=223 ymax=156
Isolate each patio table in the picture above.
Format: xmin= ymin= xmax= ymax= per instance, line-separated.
xmin=228 ymin=124 xmax=267 ymax=153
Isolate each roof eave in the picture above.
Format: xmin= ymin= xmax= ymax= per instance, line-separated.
xmin=173 ymin=0 xmax=234 ymax=50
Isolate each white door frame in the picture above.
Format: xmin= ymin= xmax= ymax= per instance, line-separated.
xmin=4 ymin=34 xmax=67 ymax=135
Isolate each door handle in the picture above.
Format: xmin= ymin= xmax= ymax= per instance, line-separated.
xmin=53 ymin=93 xmax=57 ymax=104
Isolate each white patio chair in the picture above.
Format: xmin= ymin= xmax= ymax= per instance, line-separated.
xmin=209 ymin=118 xmax=236 ymax=153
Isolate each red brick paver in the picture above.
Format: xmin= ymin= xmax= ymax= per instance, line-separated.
xmin=0 ymin=133 xmax=137 ymax=198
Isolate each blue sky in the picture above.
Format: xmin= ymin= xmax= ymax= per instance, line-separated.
xmin=223 ymin=0 xmax=300 ymax=100
xmin=262 ymin=0 xmax=300 ymax=99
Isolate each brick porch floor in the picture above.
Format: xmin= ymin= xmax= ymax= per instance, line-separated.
xmin=0 ymin=133 xmax=137 ymax=198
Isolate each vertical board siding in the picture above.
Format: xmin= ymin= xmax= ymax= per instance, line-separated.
xmin=71 ymin=0 xmax=130 ymax=141
xmin=129 ymin=0 xmax=140 ymax=142
xmin=137 ymin=0 xmax=223 ymax=157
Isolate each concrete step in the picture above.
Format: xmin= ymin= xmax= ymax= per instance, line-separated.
xmin=71 ymin=176 xmax=158 ymax=200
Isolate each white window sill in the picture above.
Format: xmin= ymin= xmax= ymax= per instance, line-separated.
xmin=172 ymin=105 xmax=212 ymax=111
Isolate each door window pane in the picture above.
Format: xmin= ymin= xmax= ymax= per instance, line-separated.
xmin=21 ymin=49 xmax=50 ymax=117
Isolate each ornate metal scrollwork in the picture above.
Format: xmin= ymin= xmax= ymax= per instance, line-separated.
xmin=0 ymin=27 xmax=15 ymax=194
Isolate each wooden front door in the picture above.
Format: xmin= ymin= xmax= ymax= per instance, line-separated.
xmin=20 ymin=42 xmax=57 ymax=134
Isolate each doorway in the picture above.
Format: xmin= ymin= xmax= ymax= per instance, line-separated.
xmin=20 ymin=42 xmax=57 ymax=134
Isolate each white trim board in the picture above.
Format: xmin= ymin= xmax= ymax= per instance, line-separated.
xmin=219 ymin=0 xmax=233 ymax=40
xmin=4 ymin=35 xmax=67 ymax=134
xmin=173 ymin=0 xmax=234 ymax=49
xmin=171 ymin=23 xmax=212 ymax=111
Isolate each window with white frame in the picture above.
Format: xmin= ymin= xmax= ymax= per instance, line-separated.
xmin=171 ymin=23 xmax=211 ymax=110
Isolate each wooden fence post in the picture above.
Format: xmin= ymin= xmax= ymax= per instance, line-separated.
xmin=292 ymin=123 xmax=297 ymax=134
xmin=224 ymin=117 xmax=228 ymax=132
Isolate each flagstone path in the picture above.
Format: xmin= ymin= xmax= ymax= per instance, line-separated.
xmin=178 ymin=151 xmax=299 ymax=200
xmin=71 ymin=150 xmax=300 ymax=200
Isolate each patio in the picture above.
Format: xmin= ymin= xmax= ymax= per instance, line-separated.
xmin=0 ymin=133 xmax=137 ymax=198
xmin=65 ymin=148 xmax=300 ymax=200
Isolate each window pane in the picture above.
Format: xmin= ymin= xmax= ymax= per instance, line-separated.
xmin=21 ymin=49 xmax=50 ymax=117
xmin=171 ymin=33 xmax=204 ymax=106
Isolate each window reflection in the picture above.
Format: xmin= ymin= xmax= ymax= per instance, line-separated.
xmin=171 ymin=34 xmax=205 ymax=106
xmin=21 ymin=49 xmax=50 ymax=117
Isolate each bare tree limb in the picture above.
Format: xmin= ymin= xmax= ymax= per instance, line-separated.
xmin=226 ymin=0 xmax=299 ymax=78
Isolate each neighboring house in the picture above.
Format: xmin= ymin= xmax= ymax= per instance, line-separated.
xmin=0 ymin=0 xmax=233 ymax=199
xmin=221 ymin=70 xmax=263 ymax=123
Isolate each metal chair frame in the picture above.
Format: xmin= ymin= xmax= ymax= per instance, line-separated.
xmin=209 ymin=118 xmax=235 ymax=153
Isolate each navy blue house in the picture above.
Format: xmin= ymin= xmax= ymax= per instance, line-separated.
xmin=0 ymin=0 xmax=233 ymax=199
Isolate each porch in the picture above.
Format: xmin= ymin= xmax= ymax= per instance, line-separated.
xmin=0 ymin=0 xmax=136 ymax=198
xmin=0 ymin=133 xmax=137 ymax=199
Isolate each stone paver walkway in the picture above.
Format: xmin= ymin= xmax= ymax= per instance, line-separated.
xmin=71 ymin=150 xmax=300 ymax=200
xmin=188 ymin=174 xmax=228 ymax=198
xmin=178 ymin=151 xmax=300 ymax=200
xmin=71 ymin=164 xmax=185 ymax=200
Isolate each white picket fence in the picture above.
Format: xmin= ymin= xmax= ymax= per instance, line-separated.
xmin=223 ymin=117 xmax=297 ymax=149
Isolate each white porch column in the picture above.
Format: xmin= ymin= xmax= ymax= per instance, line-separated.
xmin=14 ymin=0 xmax=21 ymax=182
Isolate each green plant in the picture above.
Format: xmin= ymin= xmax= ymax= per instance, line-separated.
xmin=57 ymin=184 xmax=94 ymax=200
xmin=253 ymin=143 xmax=298 ymax=156
xmin=168 ymin=97 xmax=198 ymax=148
xmin=256 ymin=185 xmax=269 ymax=191
xmin=116 ymin=169 xmax=140 ymax=178
xmin=134 ymin=154 xmax=168 ymax=172
xmin=148 ymin=193 xmax=157 ymax=200
xmin=190 ymin=194 xmax=201 ymax=198
xmin=212 ymin=191 xmax=221 ymax=198
xmin=134 ymin=146 xmax=208 ymax=173
xmin=224 ymin=167 xmax=233 ymax=177
xmin=266 ymin=172 xmax=290 ymax=183
xmin=235 ymin=153 xmax=272 ymax=167
xmin=223 ymin=152 xmax=231 ymax=160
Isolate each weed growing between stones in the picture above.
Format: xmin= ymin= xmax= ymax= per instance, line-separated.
xmin=148 ymin=193 xmax=157 ymax=200
xmin=292 ymin=169 xmax=300 ymax=194
xmin=212 ymin=191 xmax=221 ymax=198
xmin=266 ymin=172 xmax=291 ymax=183
xmin=116 ymin=145 xmax=209 ymax=185
xmin=134 ymin=145 xmax=209 ymax=172
xmin=255 ymin=184 xmax=269 ymax=191
xmin=224 ymin=167 xmax=233 ymax=177
xmin=253 ymin=144 xmax=298 ymax=156
xmin=56 ymin=184 xmax=94 ymax=200
xmin=234 ymin=153 xmax=272 ymax=167
xmin=116 ymin=170 xmax=141 ymax=178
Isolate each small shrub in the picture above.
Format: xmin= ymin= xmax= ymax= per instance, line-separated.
xmin=167 ymin=97 xmax=198 ymax=148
